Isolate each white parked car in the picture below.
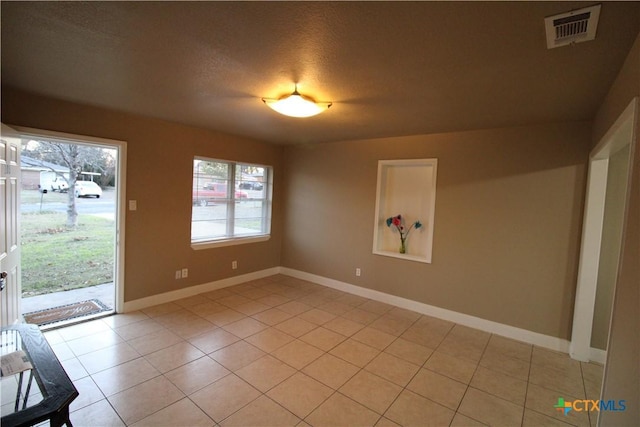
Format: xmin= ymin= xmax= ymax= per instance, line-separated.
xmin=74 ymin=181 xmax=103 ymax=198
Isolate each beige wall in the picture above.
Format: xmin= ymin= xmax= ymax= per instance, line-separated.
xmin=595 ymin=33 xmax=640 ymax=426
xmin=1 ymin=88 xmax=284 ymax=302
xmin=282 ymin=123 xmax=591 ymax=340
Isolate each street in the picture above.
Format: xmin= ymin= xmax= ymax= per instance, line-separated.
xmin=21 ymin=189 xmax=116 ymax=218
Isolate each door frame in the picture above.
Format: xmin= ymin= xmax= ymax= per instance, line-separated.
xmin=570 ymin=97 xmax=638 ymax=362
xmin=12 ymin=126 xmax=127 ymax=314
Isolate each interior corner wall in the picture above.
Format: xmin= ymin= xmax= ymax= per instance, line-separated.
xmin=281 ymin=122 xmax=591 ymax=340
xmin=1 ymin=87 xmax=284 ymax=303
xmin=593 ymin=32 xmax=640 ymax=426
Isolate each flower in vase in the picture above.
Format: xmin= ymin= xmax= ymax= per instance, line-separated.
xmin=386 ymin=214 xmax=422 ymax=254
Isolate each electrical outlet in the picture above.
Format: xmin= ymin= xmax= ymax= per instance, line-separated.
xmin=232 ymin=260 xmax=238 ymax=270
xmin=356 ymin=268 xmax=361 ymax=277
xmin=182 ymin=268 xmax=188 ymax=278
xmin=175 ymin=270 xmax=182 ymax=279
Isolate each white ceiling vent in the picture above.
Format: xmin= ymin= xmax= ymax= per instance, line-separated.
xmin=545 ymin=4 xmax=601 ymax=49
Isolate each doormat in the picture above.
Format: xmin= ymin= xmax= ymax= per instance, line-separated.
xmin=24 ymin=299 xmax=111 ymax=326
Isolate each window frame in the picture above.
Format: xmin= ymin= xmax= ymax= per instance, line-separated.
xmin=191 ymin=157 xmax=272 ymax=250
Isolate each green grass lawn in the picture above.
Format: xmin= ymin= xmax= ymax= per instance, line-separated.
xmin=21 ymin=211 xmax=114 ymax=296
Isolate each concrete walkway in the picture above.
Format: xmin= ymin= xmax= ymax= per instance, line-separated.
xmin=21 ymin=282 xmax=115 ymax=314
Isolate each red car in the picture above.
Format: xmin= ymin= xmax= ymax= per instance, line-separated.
xmin=193 ymin=183 xmax=248 ymax=206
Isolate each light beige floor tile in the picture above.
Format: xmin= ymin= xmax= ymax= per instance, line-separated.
xmin=339 ymin=370 xmax=402 ymax=414
xmin=275 ymin=300 xmax=312 ymax=316
xmin=330 ymin=338 xmax=380 ymax=368
xmin=234 ymin=300 xmax=271 ymax=316
xmin=107 ymin=376 xmax=184 ymax=425
xmin=43 ymin=329 xmax=65 ymax=345
xmin=274 ymin=317 xmax=318 ymax=337
xmin=400 ymin=315 xmax=454 ymax=348
xmin=522 ymin=408 xmax=576 ymax=426
xmin=323 ymin=316 xmax=364 ymax=337
xmin=437 ymin=335 xmax=486 ymax=363
xmin=164 ymin=356 xmax=230 ymax=395
xmin=581 ymin=362 xmax=603 ymax=401
xmin=204 ymin=308 xmax=246 ymax=326
xmin=424 ymin=351 xmax=477 ymax=384
xmin=187 ymin=301 xmax=227 ymax=318
xmin=57 ymin=319 xmax=112 ymax=341
xmin=67 ymin=330 xmax=124 ymax=356
xmin=153 ymin=308 xmax=200 ymax=327
xmin=60 ymin=357 xmax=89 ymax=381
xmin=368 ymin=315 xmax=414 ymax=336
xmin=144 ymin=341 xmax=205 ymax=373
xmin=245 ymin=327 xmax=295 ymax=353
xmin=217 ymin=294 xmax=253 ymax=308
xmin=70 ymin=398 xmax=125 ymax=427
xmin=341 ymin=308 xmax=381 ymax=325
xmin=236 ymin=288 xmax=272 ymax=301
xmin=335 ymin=293 xmax=369 ymax=307
xmin=222 ymin=317 xmax=269 ymax=339
xmin=50 ymin=341 xmax=79 ymax=361
xmin=375 ymin=417 xmax=401 ymax=427
xmin=302 ymin=354 xmax=360 ymax=390
xmin=406 ymin=368 xmax=467 ymax=410
xmin=386 ymin=307 xmax=421 ymax=322
xmin=485 ymin=335 xmax=532 ymax=362
xmin=202 ymin=288 xmax=235 ymax=300
xmin=140 ymin=303 xmax=182 ymax=318
xmin=78 ymin=342 xmax=141 ymax=374
xmin=458 ymin=388 xmax=524 ymax=427
xmin=255 ymin=294 xmax=291 ymax=307
xmin=188 ymin=328 xmax=240 ymax=354
xmin=131 ymin=398 xmax=214 ymax=427
xmin=305 ymin=392 xmax=381 ymax=427
xmin=114 ymin=318 xmax=166 ymax=341
xmin=175 ymin=295 xmax=210 ymax=308
xmin=384 ymin=337 xmax=433 ymax=366
xmin=385 ymin=389 xmax=455 ymax=427
xmin=267 ymin=372 xmax=333 ymax=418
xmin=470 ymin=366 xmax=528 ymax=406
xmin=532 ymin=347 xmax=582 ymax=373
xmin=70 ymin=376 xmax=106 ymax=412
xmin=190 ymin=374 xmax=261 ymax=422
xmin=479 ymin=348 xmax=531 ymax=381
xmin=364 ymin=352 xmax=420 ymax=387
xmin=210 ymin=340 xmax=266 ymax=371
xmin=298 ymin=308 xmax=337 ymax=325
xmin=299 ymin=327 xmax=346 ymax=351
xmin=92 ymin=357 xmax=160 ymax=397
xmin=450 ymin=413 xmax=487 ymax=426
xmin=271 ymin=339 xmax=324 ymax=370
xmin=317 ymin=301 xmax=353 ymax=316
xmin=529 ymin=363 xmax=585 ymax=398
xmin=351 ymin=326 xmax=396 ymax=350
xmin=525 ymin=383 xmax=590 ymax=427
xmin=167 ymin=317 xmax=217 ymax=339
xmin=127 ymin=329 xmax=184 ymax=355
xmin=251 ymin=308 xmax=293 ymax=326
xmin=359 ymin=300 xmax=394 ymax=315
xmin=297 ymin=294 xmax=331 ymax=308
xmin=220 ymin=395 xmax=300 ymax=426
xmin=236 ymin=355 xmax=296 ymax=392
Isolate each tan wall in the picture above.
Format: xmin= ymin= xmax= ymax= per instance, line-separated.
xmin=595 ymin=33 xmax=640 ymax=426
xmin=2 ymin=87 xmax=284 ymax=302
xmin=282 ymin=123 xmax=591 ymax=339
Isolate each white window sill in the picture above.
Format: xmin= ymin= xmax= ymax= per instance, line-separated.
xmin=191 ymin=235 xmax=271 ymax=250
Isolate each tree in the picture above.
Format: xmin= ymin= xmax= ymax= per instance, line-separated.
xmin=22 ymin=140 xmax=114 ymax=227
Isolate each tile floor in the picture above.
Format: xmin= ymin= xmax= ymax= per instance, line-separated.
xmin=1 ymin=274 xmax=603 ymax=426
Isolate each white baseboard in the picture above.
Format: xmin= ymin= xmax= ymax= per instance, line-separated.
xmin=123 ymin=266 xmax=600 ymax=361
xmin=123 ymin=267 xmax=280 ymax=312
xmin=589 ymin=347 xmax=607 ymax=365
xmin=280 ymin=267 xmax=572 ymax=354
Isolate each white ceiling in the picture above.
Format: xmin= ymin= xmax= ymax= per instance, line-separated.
xmin=1 ymin=2 xmax=639 ymax=144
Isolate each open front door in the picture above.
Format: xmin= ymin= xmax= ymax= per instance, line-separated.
xmin=1 ymin=124 xmax=22 ymax=326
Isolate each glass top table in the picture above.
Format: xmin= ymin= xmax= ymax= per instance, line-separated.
xmin=1 ymin=324 xmax=78 ymax=427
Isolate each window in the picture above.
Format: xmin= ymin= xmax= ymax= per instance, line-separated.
xmin=191 ymin=157 xmax=272 ymax=248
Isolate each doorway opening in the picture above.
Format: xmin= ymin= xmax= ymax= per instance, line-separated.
xmin=17 ymin=128 xmax=126 ymax=328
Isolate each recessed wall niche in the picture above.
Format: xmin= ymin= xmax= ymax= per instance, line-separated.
xmin=372 ymin=159 xmax=437 ymax=263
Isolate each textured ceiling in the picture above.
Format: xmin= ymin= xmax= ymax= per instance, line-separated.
xmin=1 ymin=2 xmax=639 ymax=144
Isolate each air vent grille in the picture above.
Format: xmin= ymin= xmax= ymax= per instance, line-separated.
xmin=545 ymin=5 xmax=601 ymax=49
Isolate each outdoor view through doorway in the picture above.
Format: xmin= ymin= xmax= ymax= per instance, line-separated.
xmin=20 ymin=138 xmax=117 ymax=327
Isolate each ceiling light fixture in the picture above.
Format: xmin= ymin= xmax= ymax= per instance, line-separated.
xmin=262 ymin=85 xmax=332 ymax=118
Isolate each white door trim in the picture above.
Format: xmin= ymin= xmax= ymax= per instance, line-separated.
xmin=570 ymin=98 xmax=638 ymax=361
xmin=11 ymin=126 xmax=127 ymax=314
